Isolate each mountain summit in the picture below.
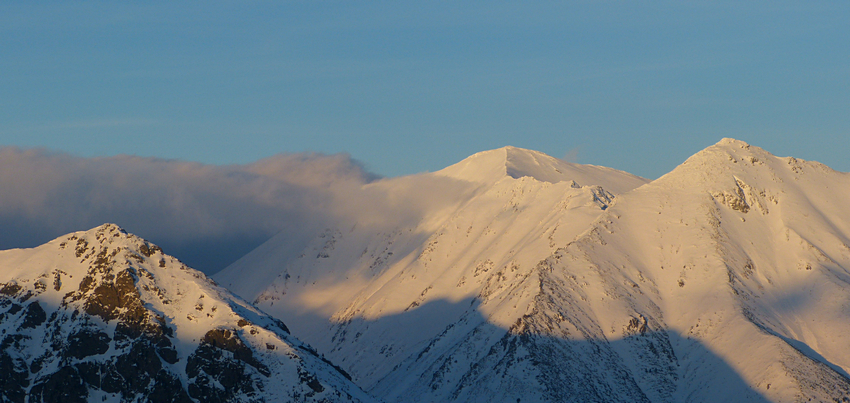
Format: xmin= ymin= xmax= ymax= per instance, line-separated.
xmin=436 ymin=146 xmax=645 ymax=193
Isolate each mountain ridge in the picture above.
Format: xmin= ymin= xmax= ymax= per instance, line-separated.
xmin=217 ymin=138 xmax=850 ymax=402
xmin=4 ymin=139 xmax=849 ymax=402
xmin=436 ymin=145 xmax=647 ymax=193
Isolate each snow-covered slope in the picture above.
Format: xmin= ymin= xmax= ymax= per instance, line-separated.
xmin=215 ymin=146 xmax=650 ymax=399
xmin=565 ymin=138 xmax=850 ymax=401
xmin=217 ymin=140 xmax=850 ymax=402
xmin=0 ymin=224 xmax=377 ymax=403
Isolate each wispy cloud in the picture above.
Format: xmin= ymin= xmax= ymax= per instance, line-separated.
xmin=563 ymin=147 xmax=580 ymax=163
xmin=0 ymin=147 xmax=378 ymax=273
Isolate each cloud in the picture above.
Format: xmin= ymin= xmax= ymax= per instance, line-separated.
xmin=0 ymin=147 xmax=377 ymax=274
xmin=563 ymin=147 xmax=580 ymax=163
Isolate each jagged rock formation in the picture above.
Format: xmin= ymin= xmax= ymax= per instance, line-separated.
xmin=218 ymin=140 xmax=850 ymax=402
xmin=0 ymin=224 xmax=376 ymax=403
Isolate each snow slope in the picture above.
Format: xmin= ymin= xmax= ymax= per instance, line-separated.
xmin=0 ymin=224 xmax=377 ymax=403
xmin=216 ymin=146 xmax=650 ymax=399
xmin=217 ymin=140 xmax=850 ymax=402
xmin=573 ymin=138 xmax=850 ymax=401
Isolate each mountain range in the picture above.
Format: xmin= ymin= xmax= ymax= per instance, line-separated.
xmin=3 ymin=138 xmax=850 ymax=402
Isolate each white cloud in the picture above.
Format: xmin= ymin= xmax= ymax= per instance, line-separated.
xmin=0 ymin=147 xmax=376 ymax=273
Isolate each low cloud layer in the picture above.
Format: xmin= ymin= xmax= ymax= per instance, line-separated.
xmin=0 ymin=147 xmax=380 ymax=273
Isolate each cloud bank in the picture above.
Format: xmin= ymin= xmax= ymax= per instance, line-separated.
xmin=0 ymin=147 xmax=379 ymax=273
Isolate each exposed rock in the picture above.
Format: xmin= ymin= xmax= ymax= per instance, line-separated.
xmin=29 ymin=366 xmax=88 ymax=403
xmin=0 ymin=282 xmax=22 ymax=296
xmin=187 ymin=342 xmax=260 ymax=403
xmin=200 ymin=328 xmax=268 ymax=374
xmin=19 ymin=301 xmax=47 ymax=330
xmin=0 ymin=350 xmax=28 ymax=403
xmin=66 ymin=329 xmax=111 ymax=359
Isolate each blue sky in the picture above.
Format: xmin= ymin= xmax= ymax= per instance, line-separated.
xmin=1 ymin=1 xmax=849 ymax=179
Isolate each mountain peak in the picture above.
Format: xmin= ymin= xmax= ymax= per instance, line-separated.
xmin=715 ymin=137 xmax=750 ymax=147
xmin=653 ymin=138 xmax=781 ymax=186
xmin=0 ymin=224 xmax=377 ymax=402
xmin=435 ymin=146 xmax=554 ymax=183
xmin=689 ymin=138 xmax=770 ymax=164
xmin=434 ymin=146 xmax=647 ymax=194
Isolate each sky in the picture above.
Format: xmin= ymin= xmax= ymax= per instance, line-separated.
xmin=2 ymin=1 xmax=848 ymax=179
xmin=1 ymin=1 xmax=849 ymax=272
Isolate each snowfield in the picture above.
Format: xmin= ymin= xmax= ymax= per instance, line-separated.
xmin=218 ymin=139 xmax=850 ymax=402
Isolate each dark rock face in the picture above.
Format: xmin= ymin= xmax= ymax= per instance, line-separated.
xmin=186 ymin=328 xmax=269 ymax=403
xmin=299 ymin=370 xmax=325 ymax=393
xmin=29 ymin=366 xmax=88 ymax=403
xmin=18 ymin=301 xmax=46 ymax=329
xmin=0 ymin=349 xmax=29 ymax=403
xmin=66 ymin=329 xmax=110 ymax=359
xmin=148 ymin=370 xmax=194 ymax=403
xmin=0 ymin=282 xmax=22 ymax=296
xmin=200 ymin=328 xmax=269 ymax=375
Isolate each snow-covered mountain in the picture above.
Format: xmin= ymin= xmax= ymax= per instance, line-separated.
xmin=0 ymin=224 xmax=377 ymax=403
xmin=216 ymin=140 xmax=850 ymax=402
